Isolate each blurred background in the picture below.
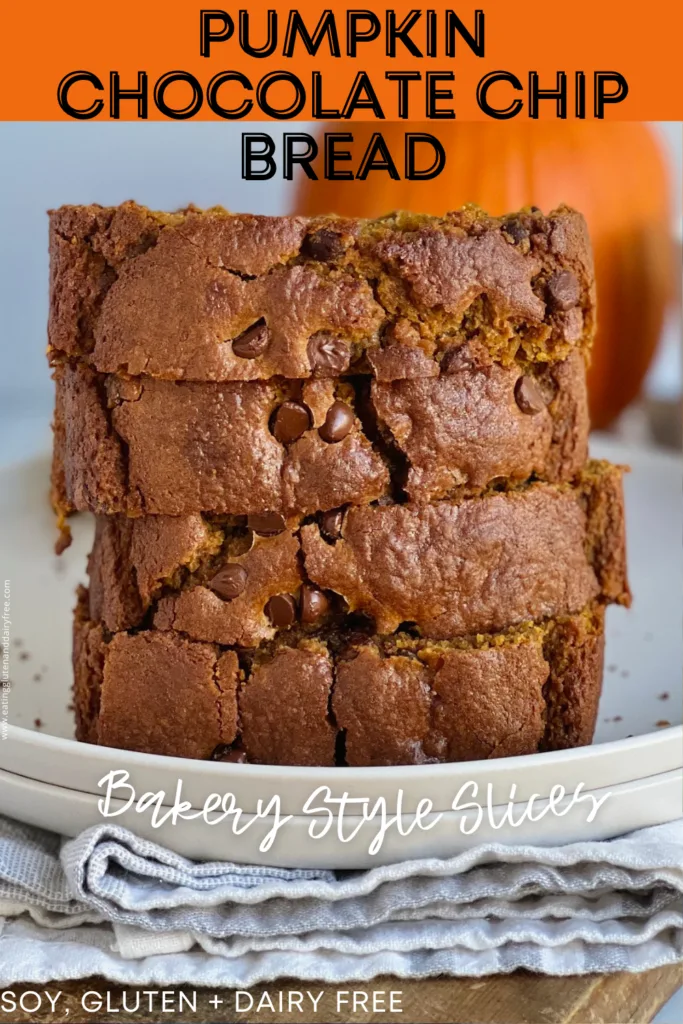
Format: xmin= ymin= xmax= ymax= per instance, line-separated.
xmin=0 ymin=121 xmax=680 ymax=462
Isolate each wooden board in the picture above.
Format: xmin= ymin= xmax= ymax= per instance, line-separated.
xmin=2 ymin=969 xmax=681 ymax=1024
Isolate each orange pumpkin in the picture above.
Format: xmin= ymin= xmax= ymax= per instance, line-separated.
xmin=295 ymin=122 xmax=674 ymax=428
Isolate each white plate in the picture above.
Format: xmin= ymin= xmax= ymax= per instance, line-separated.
xmin=0 ymin=765 xmax=680 ymax=868
xmin=0 ymin=439 xmax=681 ymax=866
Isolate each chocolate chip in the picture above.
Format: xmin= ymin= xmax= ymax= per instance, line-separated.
xmin=307 ymin=333 xmax=351 ymax=375
xmin=546 ymin=270 xmax=580 ymax=312
xmin=209 ymin=564 xmax=248 ymax=601
xmin=320 ymin=508 xmax=344 ymax=541
xmin=300 ymin=584 xmax=330 ymax=624
xmin=272 ymin=401 xmax=311 ymax=444
xmin=232 ymin=319 xmax=270 ymax=359
xmin=248 ymin=512 xmax=286 ymax=536
xmin=514 ymin=376 xmax=547 ymax=415
xmin=319 ymin=401 xmax=354 ymax=443
xmin=503 ymin=218 xmax=529 ymax=244
xmin=266 ymin=593 xmax=297 ymax=628
xmin=303 ymin=228 xmax=344 ymax=262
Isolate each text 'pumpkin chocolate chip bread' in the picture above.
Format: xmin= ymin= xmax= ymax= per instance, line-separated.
xmin=49 ymin=200 xmax=629 ymax=765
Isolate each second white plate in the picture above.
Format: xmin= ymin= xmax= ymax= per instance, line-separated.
xmin=1 ymin=438 xmax=681 ymax=865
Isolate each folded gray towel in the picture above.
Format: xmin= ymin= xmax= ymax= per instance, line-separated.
xmin=0 ymin=815 xmax=682 ymax=985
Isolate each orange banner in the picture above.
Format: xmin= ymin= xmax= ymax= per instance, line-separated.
xmin=1 ymin=1 xmax=682 ymax=121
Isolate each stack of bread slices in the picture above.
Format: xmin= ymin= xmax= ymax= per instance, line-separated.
xmin=48 ymin=201 xmax=629 ymax=766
